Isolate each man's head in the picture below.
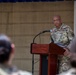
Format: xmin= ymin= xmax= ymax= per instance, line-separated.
xmin=53 ymin=15 xmax=62 ymax=28
xmin=0 ymin=34 xmax=15 ymax=64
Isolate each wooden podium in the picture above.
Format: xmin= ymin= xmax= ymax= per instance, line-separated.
xmin=31 ymin=43 xmax=65 ymax=75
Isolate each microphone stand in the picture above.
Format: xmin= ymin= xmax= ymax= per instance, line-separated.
xmin=33 ymin=32 xmax=43 ymax=43
xmin=32 ymin=53 xmax=34 ymax=75
xmin=32 ymin=30 xmax=50 ymax=75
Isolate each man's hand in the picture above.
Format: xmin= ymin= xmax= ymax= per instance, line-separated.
xmin=63 ymin=48 xmax=72 ymax=57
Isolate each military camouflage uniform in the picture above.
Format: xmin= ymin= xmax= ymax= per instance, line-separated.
xmin=0 ymin=64 xmax=32 ymax=75
xmin=50 ymin=24 xmax=74 ymax=73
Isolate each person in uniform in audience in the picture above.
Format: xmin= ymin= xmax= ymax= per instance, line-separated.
xmin=50 ymin=15 xmax=74 ymax=73
xmin=0 ymin=34 xmax=32 ymax=75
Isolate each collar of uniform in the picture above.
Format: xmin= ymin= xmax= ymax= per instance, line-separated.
xmin=55 ymin=23 xmax=64 ymax=31
xmin=0 ymin=64 xmax=18 ymax=74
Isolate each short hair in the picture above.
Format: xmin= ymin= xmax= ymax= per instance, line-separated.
xmin=0 ymin=34 xmax=12 ymax=63
xmin=53 ymin=15 xmax=61 ymax=20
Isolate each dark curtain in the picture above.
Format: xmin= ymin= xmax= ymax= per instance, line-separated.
xmin=0 ymin=0 xmax=63 ymax=2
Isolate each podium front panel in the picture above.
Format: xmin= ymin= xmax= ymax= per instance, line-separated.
xmin=31 ymin=44 xmax=49 ymax=54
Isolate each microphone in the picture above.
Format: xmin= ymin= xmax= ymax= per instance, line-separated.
xmin=33 ymin=30 xmax=50 ymax=43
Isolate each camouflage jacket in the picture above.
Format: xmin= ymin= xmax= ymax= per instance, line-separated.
xmin=50 ymin=23 xmax=74 ymax=47
xmin=50 ymin=24 xmax=74 ymax=73
xmin=0 ymin=65 xmax=32 ymax=75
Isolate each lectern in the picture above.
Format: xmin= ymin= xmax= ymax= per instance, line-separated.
xmin=31 ymin=43 xmax=65 ymax=75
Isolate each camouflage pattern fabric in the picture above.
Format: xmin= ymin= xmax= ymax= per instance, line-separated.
xmin=50 ymin=24 xmax=74 ymax=73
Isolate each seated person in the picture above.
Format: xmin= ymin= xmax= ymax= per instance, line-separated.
xmin=0 ymin=34 xmax=32 ymax=75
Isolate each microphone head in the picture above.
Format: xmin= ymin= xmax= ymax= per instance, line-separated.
xmin=50 ymin=29 xmax=52 ymax=32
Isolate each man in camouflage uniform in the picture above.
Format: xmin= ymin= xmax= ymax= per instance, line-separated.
xmin=0 ymin=34 xmax=32 ymax=75
xmin=50 ymin=15 xmax=74 ymax=73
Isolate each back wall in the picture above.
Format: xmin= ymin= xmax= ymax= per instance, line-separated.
xmin=0 ymin=1 xmax=74 ymax=75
